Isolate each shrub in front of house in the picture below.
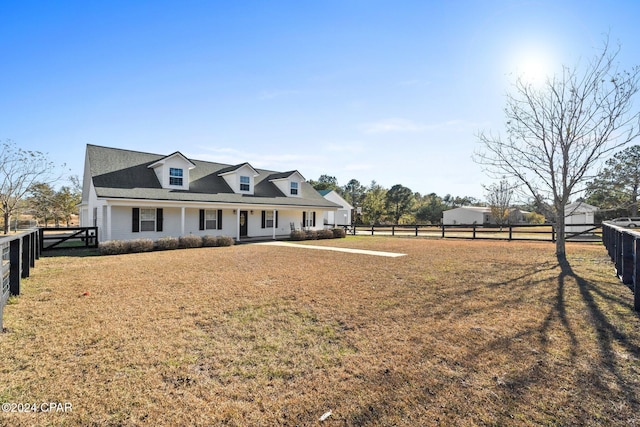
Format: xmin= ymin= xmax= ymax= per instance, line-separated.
xmin=156 ymin=236 xmax=180 ymax=250
xmin=202 ymin=235 xmax=234 ymax=247
xmin=98 ymin=240 xmax=129 ymax=255
xmin=317 ymin=229 xmax=334 ymax=239
xmin=202 ymin=235 xmax=218 ymax=247
xmin=216 ymin=236 xmax=235 ymax=247
xmin=179 ymin=235 xmax=203 ymax=248
xmin=332 ymin=227 xmax=346 ymax=238
xmin=128 ymin=238 xmax=155 ymax=253
xmin=305 ymin=230 xmax=318 ymax=240
xmin=290 ymin=230 xmax=306 ymax=241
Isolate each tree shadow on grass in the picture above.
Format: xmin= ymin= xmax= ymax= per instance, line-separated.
xmin=447 ymin=255 xmax=640 ymax=424
xmin=556 ymin=256 xmax=640 ymax=401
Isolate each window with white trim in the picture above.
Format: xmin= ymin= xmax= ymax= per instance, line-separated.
xmin=304 ymin=210 xmax=316 ymax=228
xmin=240 ymin=175 xmax=250 ymax=191
xmin=140 ymin=208 xmax=156 ymax=231
xmin=169 ymin=168 xmax=183 ymax=186
xmin=265 ymin=211 xmax=274 ymax=228
xmin=290 ymin=181 xmax=299 ymax=195
xmin=205 ymin=209 xmax=218 ymax=230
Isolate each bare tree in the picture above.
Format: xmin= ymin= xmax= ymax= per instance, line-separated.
xmin=475 ymin=39 xmax=640 ymax=259
xmin=484 ymin=179 xmax=515 ymax=229
xmin=0 ymin=141 xmax=58 ymax=234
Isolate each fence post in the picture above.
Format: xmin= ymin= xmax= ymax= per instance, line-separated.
xmin=441 ymin=224 xmax=445 ymax=238
xmin=9 ymin=238 xmax=21 ymax=296
xmin=616 ymin=231 xmax=624 ymax=279
xmin=621 ymin=233 xmax=635 ymax=285
xmin=415 ymin=225 xmax=419 ymax=237
xmin=509 ymin=225 xmax=513 ymax=240
xmin=552 ymin=225 xmax=556 ymax=242
xmin=472 ymin=224 xmax=476 ymax=239
xmin=392 ymin=225 xmax=395 ymax=236
xmin=371 ymin=225 xmax=374 ymax=236
xmin=21 ymin=234 xmax=31 ymax=279
xmin=635 ymin=238 xmax=640 ymax=312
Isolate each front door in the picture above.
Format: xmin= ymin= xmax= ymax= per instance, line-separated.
xmin=239 ymin=211 xmax=248 ymax=237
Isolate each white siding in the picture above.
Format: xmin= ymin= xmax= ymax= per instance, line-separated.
xmin=442 ymin=208 xmax=489 ymax=225
xmin=95 ymin=203 xmax=332 ymax=242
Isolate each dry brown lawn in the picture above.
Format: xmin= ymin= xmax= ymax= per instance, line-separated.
xmin=1 ymin=237 xmax=639 ymax=426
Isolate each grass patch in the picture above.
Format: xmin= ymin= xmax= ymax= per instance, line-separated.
xmin=0 ymin=238 xmax=639 ymax=425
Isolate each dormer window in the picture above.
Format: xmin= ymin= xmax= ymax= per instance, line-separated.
xmin=169 ymin=168 xmax=183 ymax=186
xmin=268 ymin=170 xmax=305 ymax=197
xmin=240 ymin=176 xmax=250 ymax=192
xmin=148 ymin=152 xmax=195 ymax=190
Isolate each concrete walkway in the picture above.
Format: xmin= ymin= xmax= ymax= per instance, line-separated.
xmin=255 ymin=241 xmax=406 ymax=257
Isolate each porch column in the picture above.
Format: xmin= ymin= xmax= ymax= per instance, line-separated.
xmin=236 ymin=209 xmax=241 ymax=242
xmin=273 ymin=209 xmax=277 ymax=240
xmin=180 ymin=207 xmax=185 ymax=236
xmin=106 ymin=205 xmax=112 ymax=241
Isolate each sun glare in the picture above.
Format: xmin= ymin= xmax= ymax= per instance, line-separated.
xmin=509 ymin=44 xmax=557 ymax=87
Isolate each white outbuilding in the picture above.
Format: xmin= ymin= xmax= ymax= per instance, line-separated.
xmin=565 ymin=201 xmax=598 ymax=233
xmin=442 ymin=207 xmax=492 ymax=225
xmin=318 ymin=190 xmax=353 ymax=226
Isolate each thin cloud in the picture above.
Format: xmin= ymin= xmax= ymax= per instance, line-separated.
xmin=257 ymin=89 xmax=301 ymax=100
xmin=360 ymin=118 xmax=427 ymax=134
xmin=360 ymin=118 xmax=489 ymax=134
xmin=187 ymin=147 xmax=316 ymax=171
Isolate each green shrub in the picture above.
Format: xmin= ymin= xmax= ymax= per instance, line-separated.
xmin=305 ymin=230 xmax=318 ymax=240
xmin=98 ymin=240 xmax=128 ymax=255
xmin=179 ymin=235 xmax=203 ymax=248
xmin=216 ymin=236 xmax=235 ymax=247
xmin=317 ymin=229 xmax=334 ymax=239
xmin=128 ymin=238 xmax=154 ymax=253
xmin=332 ymin=227 xmax=346 ymax=238
xmin=156 ymin=236 xmax=180 ymax=250
xmin=290 ymin=230 xmax=306 ymax=241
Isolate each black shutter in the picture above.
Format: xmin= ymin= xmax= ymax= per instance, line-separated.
xmin=132 ymin=208 xmax=140 ymax=232
xmin=312 ymin=211 xmax=316 ymax=227
xmin=275 ymin=211 xmax=279 ymax=228
xmin=217 ymin=209 xmax=223 ymax=230
xmin=199 ymin=209 xmax=205 ymax=230
xmin=156 ymin=208 xmax=163 ymax=231
xmin=302 ymin=211 xmax=306 ymax=227
xmin=261 ymin=211 xmax=266 ymax=228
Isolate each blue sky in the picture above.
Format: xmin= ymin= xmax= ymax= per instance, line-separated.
xmin=2 ymin=1 xmax=640 ymax=199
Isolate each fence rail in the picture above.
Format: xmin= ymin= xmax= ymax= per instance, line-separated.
xmin=39 ymin=227 xmax=98 ymax=251
xmin=601 ymin=223 xmax=640 ymax=311
xmin=351 ymin=223 xmax=602 ymax=242
xmin=1 ymin=229 xmax=40 ymax=330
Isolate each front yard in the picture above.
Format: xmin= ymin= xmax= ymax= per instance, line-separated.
xmin=0 ymin=237 xmax=638 ymax=426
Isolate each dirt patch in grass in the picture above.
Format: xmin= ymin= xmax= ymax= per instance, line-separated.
xmin=1 ymin=238 xmax=639 ymax=426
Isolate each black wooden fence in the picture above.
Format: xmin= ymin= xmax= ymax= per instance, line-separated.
xmin=39 ymin=227 xmax=98 ymax=250
xmin=1 ymin=229 xmax=40 ymax=330
xmin=351 ymin=223 xmax=602 ymax=242
xmin=601 ymin=222 xmax=640 ymax=311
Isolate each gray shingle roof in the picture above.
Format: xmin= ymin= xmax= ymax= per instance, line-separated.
xmin=87 ymin=144 xmax=339 ymax=208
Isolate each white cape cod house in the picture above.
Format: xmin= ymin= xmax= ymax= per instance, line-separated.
xmin=79 ymin=145 xmax=340 ymax=242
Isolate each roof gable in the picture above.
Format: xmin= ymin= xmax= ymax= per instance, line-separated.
xmin=217 ymin=162 xmax=259 ymax=177
xmin=267 ymin=170 xmax=305 ymax=182
xmin=148 ymin=151 xmax=196 ymax=169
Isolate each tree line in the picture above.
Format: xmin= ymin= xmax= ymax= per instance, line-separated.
xmin=309 ymin=175 xmax=482 ymax=225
